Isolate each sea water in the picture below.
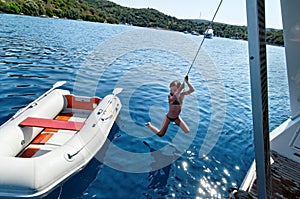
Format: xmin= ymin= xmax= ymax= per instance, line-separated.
xmin=0 ymin=14 xmax=289 ymax=198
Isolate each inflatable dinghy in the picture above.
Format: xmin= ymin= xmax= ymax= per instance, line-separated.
xmin=0 ymin=81 xmax=122 ymax=198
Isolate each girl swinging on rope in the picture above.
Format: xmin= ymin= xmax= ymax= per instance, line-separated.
xmin=145 ymin=75 xmax=195 ymax=137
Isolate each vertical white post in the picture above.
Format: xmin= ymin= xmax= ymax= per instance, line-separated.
xmin=281 ymin=0 xmax=300 ymax=120
xmin=246 ymin=0 xmax=271 ymax=198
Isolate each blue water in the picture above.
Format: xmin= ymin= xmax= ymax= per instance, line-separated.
xmin=0 ymin=14 xmax=289 ymax=198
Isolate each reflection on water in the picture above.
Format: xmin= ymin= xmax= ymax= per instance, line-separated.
xmin=0 ymin=14 xmax=289 ymax=198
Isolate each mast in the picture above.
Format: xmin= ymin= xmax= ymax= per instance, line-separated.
xmin=246 ymin=0 xmax=271 ymax=198
xmin=281 ymin=0 xmax=300 ymax=120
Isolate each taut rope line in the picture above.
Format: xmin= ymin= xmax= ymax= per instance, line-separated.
xmin=186 ymin=0 xmax=224 ymax=76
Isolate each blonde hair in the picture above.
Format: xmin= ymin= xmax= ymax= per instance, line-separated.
xmin=169 ymin=80 xmax=181 ymax=88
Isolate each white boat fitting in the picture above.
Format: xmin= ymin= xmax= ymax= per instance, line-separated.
xmin=0 ymin=81 xmax=122 ymax=198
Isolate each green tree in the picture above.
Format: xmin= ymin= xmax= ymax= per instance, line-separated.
xmin=7 ymin=3 xmax=20 ymax=14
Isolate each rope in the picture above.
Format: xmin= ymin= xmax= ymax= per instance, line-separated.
xmin=57 ymin=184 xmax=63 ymax=199
xmin=186 ymin=0 xmax=224 ymax=76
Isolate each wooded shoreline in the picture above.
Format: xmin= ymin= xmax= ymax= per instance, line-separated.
xmin=0 ymin=0 xmax=284 ymax=46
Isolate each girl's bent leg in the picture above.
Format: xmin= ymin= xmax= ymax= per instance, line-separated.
xmin=157 ymin=116 xmax=170 ymax=137
xmin=145 ymin=122 xmax=160 ymax=134
xmin=175 ymin=116 xmax=190 ymax=133
xmin=145 ymin=116 xmax=170 ymax=137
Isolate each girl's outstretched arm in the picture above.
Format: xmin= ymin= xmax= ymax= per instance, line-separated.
xmin=183 ymin=76 xmax=195 ymax=95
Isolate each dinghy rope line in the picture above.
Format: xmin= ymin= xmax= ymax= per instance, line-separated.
xmin=186 ymin=0 xmax=223 ymax=76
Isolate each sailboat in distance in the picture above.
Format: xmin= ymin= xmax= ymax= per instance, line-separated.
xmin=204 ymin=26 xmax=214 ymax=39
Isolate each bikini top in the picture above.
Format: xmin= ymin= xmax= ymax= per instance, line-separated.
xmin=169 ymin=94 xmax=181 ymax=105
xmin=172 ymin=99 xmax=181 ymax=105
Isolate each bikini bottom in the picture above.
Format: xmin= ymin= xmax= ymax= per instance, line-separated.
xmin=167 ymin=115 xmax=178 ymax=122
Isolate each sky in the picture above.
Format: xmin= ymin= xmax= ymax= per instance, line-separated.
xmin=109 ymin=0 xmax=283 ymax=29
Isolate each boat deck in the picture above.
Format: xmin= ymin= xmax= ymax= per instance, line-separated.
xmin=248 ymin=151 xmax=300 ymax=198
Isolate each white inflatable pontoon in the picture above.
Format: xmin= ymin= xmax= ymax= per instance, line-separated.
xmin=0 ymin=81 xmax=122 ymax=198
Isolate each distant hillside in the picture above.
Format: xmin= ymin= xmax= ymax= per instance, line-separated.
xmin=0 ymin=0 xmax=283 ymax=45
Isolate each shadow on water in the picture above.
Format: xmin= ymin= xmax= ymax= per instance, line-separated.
xmin=143 ymin=141 xmax=171 ymax=196
xmin=143 ymin=141 xmax=181 ymax=197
